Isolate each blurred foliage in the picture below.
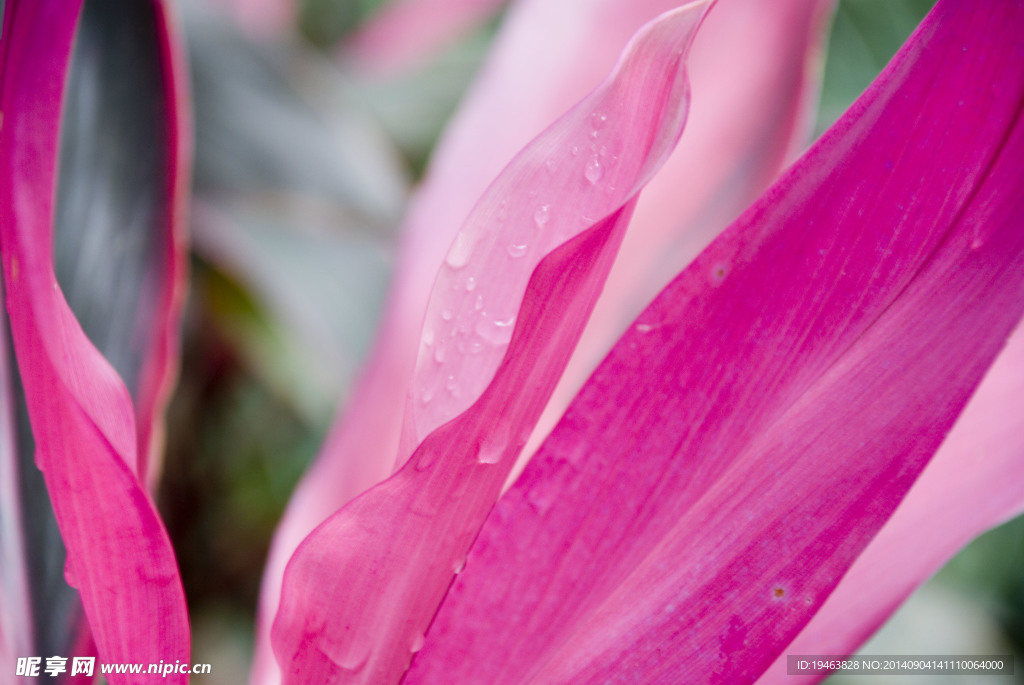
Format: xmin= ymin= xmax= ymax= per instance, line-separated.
xmin=298 ymin=0 xmax=387 ymax=50
xmin=817 ymin=0 xmax=936 ymax=134
xmin=350 ymin=27 xmax=496 ymax=175
xmin=938 ymin=515 xmax=1024 ymax=656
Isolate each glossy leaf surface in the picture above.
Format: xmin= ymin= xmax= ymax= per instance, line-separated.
xmin=408 ymin=1 xmax=1024 ymax=682
xmin=0 ymin=0 xmax=191 ymax=679
xmin=271 ymin=4 xmax=712 ymax=683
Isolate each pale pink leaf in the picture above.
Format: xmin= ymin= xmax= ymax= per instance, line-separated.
xmin=271 ymin=4 xmax=713 ymax=683
xmin=407 ymin=1 xmax=1024 ymax=682
xmin=523 ymin=0 xmax=834 ymax=484
xmin=253 ymin=2 xmax=829 ymax=679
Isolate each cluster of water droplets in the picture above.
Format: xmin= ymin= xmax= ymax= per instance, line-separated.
xmin=585 ymin=112 xmax=608 ymax=185
xmin=565 ymin=111 xmax=620 ymax=195
xmin=415 ymin=109 xmax=623 ymax=440
xmin=416 ymin=215 xmax=531 ymax=420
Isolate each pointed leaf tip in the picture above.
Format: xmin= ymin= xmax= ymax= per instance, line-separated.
xmin=0 ymin=0 xmax=191 ymax=680
xmin=272 ymin=4 xmax=714 ymax=683
xmin=406 ymin=1 xmax=1024 ymax=682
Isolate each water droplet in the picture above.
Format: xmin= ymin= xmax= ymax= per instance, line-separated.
xmin=589 ymin=129 xmax=599 ymax=139
xmin=421 ymin=386 xmax=435 ymax=404
xmin=441 ymin=308 xmax=453 ymax=321
xmin=453 ymin=557 xmax=466 ymax=574
xmin=475 ymin=294 xmax=484 ymax=310
xmin=570 ymin=145 xmax=579 ymax=156
xmin=465 ymin=276 xmax=477 ymax=292
xmin=329 ymin=641 xmax=371 ymax=674
xmin=477 ymin=423 xmax=510 ymax=464
xmin=434 ymin=346 xmax=446 ymax=364
xmin=415 ymin=447 xmax=436 ymax=472
xmin=410 ymin=633 xmax=425 ymax=654
xmin=545 ymin=158 xmax=556 ymax=172
xmin=585 ymin=156 xmax=603 ymax=185
xmin=635 ymin=323 xmax=653 ymax=333
xmin=445 ymin=232 xmax=473 ymax=269
xmin=507 ymin=243 xmax=527 ymax=258
xmin=476 ymin=313 xmax=515 ymax=344
xmin=422 ymin=328 xmax=435 ymax=346
xmin=469 ymin=339 xmax=483 ymax=354
xmin=445 ymin=375 xmax=457 ymax=391
xmin=590 ymin=111 xmax=607 ymax=129
xmin=534 ymin=205 xmax=550 ymax=228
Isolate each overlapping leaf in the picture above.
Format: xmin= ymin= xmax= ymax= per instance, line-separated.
xmin=758 ymin=320 xmax=1024 ymax=682
xmin=270 ymin=4 xmax=714 ymax=683
xmin=254 ymin=2 xmax=832 ymax=679
xmin=407 ymin=1 xmax=1024 ymax=682
xmin=0 ymin=0 xmax=191 ymax=679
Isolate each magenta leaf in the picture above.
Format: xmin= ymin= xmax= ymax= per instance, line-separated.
xmin=758 ymin=320 xmax=1024 ymax=682
xmin=405 ymin=1 xmax=1024 ymax=682
xmin=271 ymin=3 xmax=713 ymax=682
xmin=254 ymin=5 xmax=833 ymax=678
xmin=0 ymin=0 xmax=191 ymax=679
xmin=57 ymin=0 xmax=192 ymax=489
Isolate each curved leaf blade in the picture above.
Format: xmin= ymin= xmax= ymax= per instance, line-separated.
xmin=270 ymin=4 xmax=712 ymax=683
xmin=0 ymin=0 xmax=191 ymax=680
xmin=255 ymin=4 xmax=833 ymax=678
xmin=407 ymin=1 xmax=1024 ymax=682
xmin=757 ymin=320 xmax=1024 ymax=683
xmin=57 ymin=0 xmax=192 ymax=487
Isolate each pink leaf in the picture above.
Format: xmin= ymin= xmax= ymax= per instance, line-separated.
xmin=270 ymin=4 xmax=712 ymax=683
xmin=136 ymin=0 xmax=193 ymax=489
xmin=523 ymin=0 xmax=833 ymax=484
xmin=254 ymin=2 xmax=830 ymax=679
xmin=406 ymin=1 xmax=1024 ymax=682
xmin=757 ymin=319 xmax=1024 ymax=683
xmin=0 ymin=0 xmax=190 ymax=681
